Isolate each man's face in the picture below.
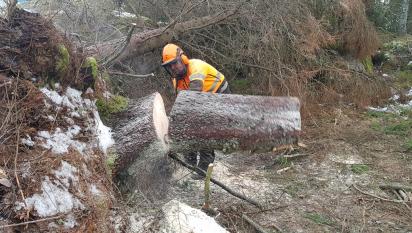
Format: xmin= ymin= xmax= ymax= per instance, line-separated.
xmin=163 ymin=57 xmax=187 ymax=78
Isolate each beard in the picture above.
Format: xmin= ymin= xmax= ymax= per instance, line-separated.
xmin=175 ymin=65 xmax=187 ymax=79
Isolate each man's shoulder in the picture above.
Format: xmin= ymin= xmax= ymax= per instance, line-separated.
xmin=188 ymin=59 xmax=209 ymax=66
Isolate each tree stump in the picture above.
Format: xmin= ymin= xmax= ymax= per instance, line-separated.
xmin=113 ymin=92 xmax=171 ymax=198
xmin=169 ymin=91 xmax=301 ymax=153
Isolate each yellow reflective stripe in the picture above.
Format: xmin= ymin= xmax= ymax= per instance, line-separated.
xmin=190 ymin=78 xmax=204 ymax=82
xmin=207 ymin=72 xmax=222 ymax=92
xmin=218 ymin=80 xmax=228 ymax=93
xmin=189 ymin=73 xmax=206 ymax=82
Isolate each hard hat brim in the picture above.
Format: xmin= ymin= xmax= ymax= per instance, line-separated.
xmin=161 ymin=58 xmax=178 ymax=67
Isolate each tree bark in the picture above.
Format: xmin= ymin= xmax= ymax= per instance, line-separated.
xmin=169 ymin=91 xmax=301 ymax=153
xmin=113 ymin=92 xmax=169 ymax=173
xmin=85 ymin=9 xmax=238 ymax=63
xmin=113 ymin=92 xmax=172 ymax=199
xmin=399 ymin=0 xmax=410 ymax=35
xmin=85 ymin=9 xmax=237 ymax=61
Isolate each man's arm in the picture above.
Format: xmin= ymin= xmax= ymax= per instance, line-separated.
xmin=189 ymin=73 xmax=206 ymax=92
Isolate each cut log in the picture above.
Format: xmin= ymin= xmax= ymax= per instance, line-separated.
xmin=113 ymin=92 xmax=169 ymax=173
xmin=169 ymin=91 xmax=301 ymax=153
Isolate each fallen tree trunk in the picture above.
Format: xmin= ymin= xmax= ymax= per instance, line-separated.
xmin=113 ymin=92 xmax=169 ymax=173
xmin=169 ymin=91 xmax=301 ymax=153
xmin=85 ymin=9 xmax=238 ymax=63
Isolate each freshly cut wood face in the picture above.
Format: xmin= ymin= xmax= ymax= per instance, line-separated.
xmin=153 ymin=93 xmax=169 ymax=151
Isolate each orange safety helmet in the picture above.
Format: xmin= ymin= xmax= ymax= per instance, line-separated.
xmin=161 ymin=43 xmax=189 ymax=66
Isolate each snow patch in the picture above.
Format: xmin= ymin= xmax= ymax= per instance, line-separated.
xmin=54 ymin=161 xmax=78 ymax=187
xmin=37 ymin=127 xmax=85 ymax=155
xmin=160 ymin=200 xmax=228 ymax=233
xmin=21 ymin=135 xmax=34 ymax=147
xmin=63 ymin=214 xmax=78 ymax=229
xmin=93 ymin=110 xmax=114 ymax=154
xmin=40 ymin=88 xmax=63 ymax=105
xmin=89 ymin=184 xmax=102 ymax=196
xmin=112 ymin=10 xmax=136 ymax=18
xmin=25 ymin=177 xmax=84 ymax=217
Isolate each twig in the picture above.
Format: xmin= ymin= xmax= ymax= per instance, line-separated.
xmin=398 ymin=190 xmax=410 ymax=202
xmin=12 ymin=77 xmax=29 ymax=221
xmin=162 ymin=0 xmax=206 ymax=33
xmin=0 ymin=215 xmax=64 ymax=229
xmin=276 ymin=166 xmax=291 ymax=175
xmin=379 ymin=184 xmax=412 ymax=192
xmin=168 ymin=152 xmax=262 ymax=208
xmin=107 ymin=71 xmax=155 ymax=78
xmin=101 ymin=23 xmax=136 ymax=67
xmin=265 ymin=153 xmax=308 ymax=169
xmin=241 ymin=214 xmax=275 ymax=233
xmin=352 ymin=184 xmax=404 ymax=203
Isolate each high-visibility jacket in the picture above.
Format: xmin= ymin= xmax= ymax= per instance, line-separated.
xmin=172 ymin=59 xmax=228 ymax=93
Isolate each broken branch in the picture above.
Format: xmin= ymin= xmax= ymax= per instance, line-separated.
xmin=203 ymin=163 xmax=214 ymax=210
xmin=352 ymin=184 xmax=404 ymax=203
xmin=241 ymin=214 xmax=274 ymax=233
xmin=101 ymin=23 xmax=136 ymax=67
xmin=379 ymin=184 xmax=412 ymax=192
xmin=168 ymin=152 xmax=262 ymax=208
xmin=0 ymin=215 xmax=65 ymax=229
xmin=107 ymin=71 xmax=155 ymax=78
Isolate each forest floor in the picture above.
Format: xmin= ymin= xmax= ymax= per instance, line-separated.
xmin=122 ymin=103 xmax=412 ymax=233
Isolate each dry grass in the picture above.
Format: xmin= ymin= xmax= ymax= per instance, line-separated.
xmin=339 ymin=0 xmax=380 ymax=59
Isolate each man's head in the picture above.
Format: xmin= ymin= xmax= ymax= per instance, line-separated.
xmin=161 ymin=44 xmax=189 ymax=79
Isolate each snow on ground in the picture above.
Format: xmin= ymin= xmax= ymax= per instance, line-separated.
xmin=368 ymin=87 xmax=412 ymax=113
xmin=17 ymin=87 xmax=116 ymax=225
xmin=160 ymin=200 xmax=228 ymax=233
xmin=112 ymin=10 xmax=136 ymax=18
xmin=36 ymin=127 xmax=86 ymax=154
xmin=38 ymin=87 xmax=114 ymax=155
xmin=53 ymin=161 xmax=79 ymax=187
xmin=22 ymin=161 xmax=84 ymax=218
xmin=24 ymin=176 xmax=84 ymax=217
xmin=94 ymin=110 xmax=114 ymax=154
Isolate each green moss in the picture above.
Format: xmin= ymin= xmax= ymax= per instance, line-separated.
xmin=351 ymin=164 xmax=370 ymax=174
xmin=82 ymin=57 xmax=99 ymax=79
xmin=383 ymin=120 xmax=412 ymax=136
xmin=106 ymin=151 xmax=118 ymax=175
xmin=361 ymin=57 xmax=373 ymax=74
xmin=383 ymin=40 xmax=410 ymax=54
xmin=56 ymin=44 xmax=70 ymax=73
xmin=403 ymin=139 xmax=412 ymax=152
xmin=395 ymin=70 xmax=412 ymax=89
xmin=303 ymin=213 xmax=335 ymax=226
xmin=367 ymin=110 xmax=388 ymax=119
xmin=284 ymin=184 xmax=300 ymax=197
xmin=96 ymin=95 xmax=128 ymax=121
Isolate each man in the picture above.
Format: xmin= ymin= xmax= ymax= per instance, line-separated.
xmin=161 ymin=43 xmax=230 ymax=173
xmin=161 ymin=43 xmax=230 ymax=94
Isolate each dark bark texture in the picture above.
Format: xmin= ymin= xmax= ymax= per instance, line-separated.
xmin=113 ymin=92 xmax=169 ymax=173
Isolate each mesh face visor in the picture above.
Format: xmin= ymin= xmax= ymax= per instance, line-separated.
xmin=162 ymin=57 xmax=186 ymax=78
xmin=162 ymin=58 xmax=178 ymax=76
